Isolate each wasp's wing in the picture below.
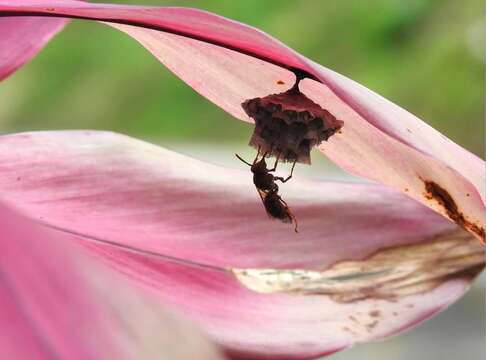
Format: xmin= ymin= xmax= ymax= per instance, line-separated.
xmin=256 ymin=188 xmax=272 ymax=219
xmin=279 ymin=208 xmax=293 ymax=224
xmin=274 ymin=196 xmax=298 ymax=231
xmin=278 ymin=197 xmax=298 ymax=232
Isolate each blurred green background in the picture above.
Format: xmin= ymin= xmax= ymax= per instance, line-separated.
xmin=0 ymin=1 xmax=484 ymax=359
xmin=0 ymin=0 xmax=484 ymax=156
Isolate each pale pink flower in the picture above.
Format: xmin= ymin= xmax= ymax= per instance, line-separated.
xmin=0 ymin=2 xmax=484 ymax=359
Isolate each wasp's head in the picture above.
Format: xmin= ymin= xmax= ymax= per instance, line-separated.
xmin=251 ymin=157 xmax=267 ymax=173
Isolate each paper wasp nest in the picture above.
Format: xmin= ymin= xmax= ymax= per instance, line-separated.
xmin=242 ymin=86 xmax=343 ymax=164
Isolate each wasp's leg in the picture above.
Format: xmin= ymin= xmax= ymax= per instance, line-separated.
xmin=262 ymin=144 xmax=273 ymax=160
xmin=269 ymin=153 xmax=280 ymax=172
xmin=275 ymin=160 xmax=296 ymax=183
xmin=254 ymin=145 xmax=262 ymax=163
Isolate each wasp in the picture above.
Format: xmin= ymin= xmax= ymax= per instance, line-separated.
xmin=236 ymin=147 xmax=298 ymax=232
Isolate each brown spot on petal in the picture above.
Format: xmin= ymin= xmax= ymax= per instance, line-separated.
xmin=423 ymin=180 xmax=485 ymax=243
xmin=369 ymin=310 xmax=380 ymax=318
xmin=276 ymin=80 xmax=285 ymax=85
xmin=366 ymin=320 xmax=379 ymax=332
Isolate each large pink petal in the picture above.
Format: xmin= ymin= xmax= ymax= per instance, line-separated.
xmin=0 ymin=205 xmax=119 ymax=359
xmin=0 ymin=2 xmax=484 ymax=242
xmin=0 ymin=130 xmax=482 ymax=359
xmin=0 ymin=202 xmax=225 ymax=359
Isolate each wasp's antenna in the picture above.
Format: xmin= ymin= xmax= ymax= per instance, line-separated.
xmin=235 ymin=153 xmax=253 ymax=167
xmin=290 ymin=159 xmax=296 ymax=176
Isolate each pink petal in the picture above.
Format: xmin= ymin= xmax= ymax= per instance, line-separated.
xmin=0 ymin=16 xmax=67 ymax=81
xmin=0 ymin=205 xmax=117 ymax=359
xmin=0 ymin=2 xmax=484 ymax=241
xmin=0 ymin=130 xmax=482 ymax=359
xmin=0 ymin=202 xmax=224 ymax=359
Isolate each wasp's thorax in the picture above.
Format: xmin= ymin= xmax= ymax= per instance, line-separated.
xmin=242 ymin=80 xmax=343 ymax=164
